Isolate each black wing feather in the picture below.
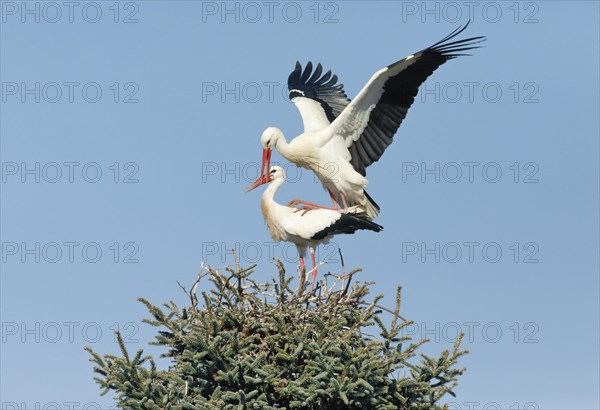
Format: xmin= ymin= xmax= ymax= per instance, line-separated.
xmin=349 ymin=22 xmax=485 ymax=175
xmin=288 ymin=62 xmax=352 ymax=123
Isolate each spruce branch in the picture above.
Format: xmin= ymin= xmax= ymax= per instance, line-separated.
xmin=86 ymin=262 xmax=468 ymax=409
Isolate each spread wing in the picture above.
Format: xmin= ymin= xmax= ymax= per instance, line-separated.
xmin=329 ymin=22 xmax=486 ymax=175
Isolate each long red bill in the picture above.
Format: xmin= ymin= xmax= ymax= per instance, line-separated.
xmin=244 ymin=148 xmax=272 ymax=192
xmin=245 ymin=173 xmax=270 ymax=192
xmin=262 ymin=148 xmax=272 ymax=176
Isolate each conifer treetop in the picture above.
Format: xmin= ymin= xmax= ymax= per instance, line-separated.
xmin=86 ymin=260 xmax=468 ymax=409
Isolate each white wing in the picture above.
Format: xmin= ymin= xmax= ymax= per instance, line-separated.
xmin=279 ymin=207 xmax=383 ymax=241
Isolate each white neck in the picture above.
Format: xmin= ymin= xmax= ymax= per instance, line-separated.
xmin=261 ymin=177 xmax=285 ymax=205
xmin=273 ymin=134 xmax=291 ymax=160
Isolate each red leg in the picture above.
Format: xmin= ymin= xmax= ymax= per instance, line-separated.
xmin=338 ymin=192 xmax=348 ymax=214
xmin=326 ymin=189 xmax=338 ymax=208
xmin=326 ymin=189 xmax=349 ymax=214
xmin=309 ymin=247 xmax=318 ymax=292
xmin=287 ymin=198 xmax=335 ymax=209
xmin=287 ymin=190 xmax=348 ymax=215
xmin=298 ymin=248 xmax=307 ymax=286
xmin=287 ymin=199 xmax=341 ymax=215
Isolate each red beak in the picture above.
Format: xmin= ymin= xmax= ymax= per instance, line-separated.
xmin=245 ymin=173 xmax=271 ymax=192
xmin=245 ymin=148 xmax=272 ymax=192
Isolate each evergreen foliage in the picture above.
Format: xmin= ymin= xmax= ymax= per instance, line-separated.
xmin=86 ymin=260 xmax=467 ymax=409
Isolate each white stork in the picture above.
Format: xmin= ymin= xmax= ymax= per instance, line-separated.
xmin=247 ymin=166 xmax=383 ymax=291
xmin=247 ymin=23 xmax=485 ymax=218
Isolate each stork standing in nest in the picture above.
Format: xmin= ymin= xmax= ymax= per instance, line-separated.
xmin=247 ymin=166 xmax=383 ymax=291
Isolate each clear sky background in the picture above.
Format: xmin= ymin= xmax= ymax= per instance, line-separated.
xmin=1 ymin=1 xmax=599 ymax=408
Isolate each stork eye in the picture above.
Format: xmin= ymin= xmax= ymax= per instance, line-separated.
xmin=269 ymin=169 xmax=276 ymax=174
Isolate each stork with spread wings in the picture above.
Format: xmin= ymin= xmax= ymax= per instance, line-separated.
xmin=246 ymin=23 xmax=485 ymax=219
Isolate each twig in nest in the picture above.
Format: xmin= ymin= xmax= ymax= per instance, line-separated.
xmin=340 ymin=268 xmax=361 ymax=298
xmin=232 ymin=248 xmax=243 ymax=298
xmin=233 ymin=248 xmax=241 ymax=271
xmin=338 ymin=248 xmax=346 ymax=290
xmin=177 ymin=261 xmax=204 ymax=310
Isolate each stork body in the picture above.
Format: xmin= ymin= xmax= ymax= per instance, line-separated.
xmin=250 ymin=23 xmax=485 ymax=218
xmin=264 ymin=127 xmax=371 ymax=214
xmin=252 ymin=166 xmax=383 ymax=291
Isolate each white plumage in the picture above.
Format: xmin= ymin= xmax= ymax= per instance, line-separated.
xmin=249 ymin=23 xmax=485 ymax=218
xmin=250 ymin=166 xmax=383 ymax=291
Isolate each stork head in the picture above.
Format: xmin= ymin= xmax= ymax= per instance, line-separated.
xmin=246 ymin=128 xmax=283 ymax=192
xmin=268 ymin=165 xmax=286 ymax=182
xmin=259 ymin=127 xmax=284 ymax=172
xmin=260 ymin=127 xmax=283 ymax=150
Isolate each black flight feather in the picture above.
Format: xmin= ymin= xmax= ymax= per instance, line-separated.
xmin=311 ymin=213 xmax=383 ymax=241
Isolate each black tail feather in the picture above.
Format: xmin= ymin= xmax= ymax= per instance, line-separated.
xmin=311 ymin=213 xmax=383 ymax=240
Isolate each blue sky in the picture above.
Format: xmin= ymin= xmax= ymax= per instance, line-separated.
xmin=1 ymin=1 xmax=599 ymax=408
